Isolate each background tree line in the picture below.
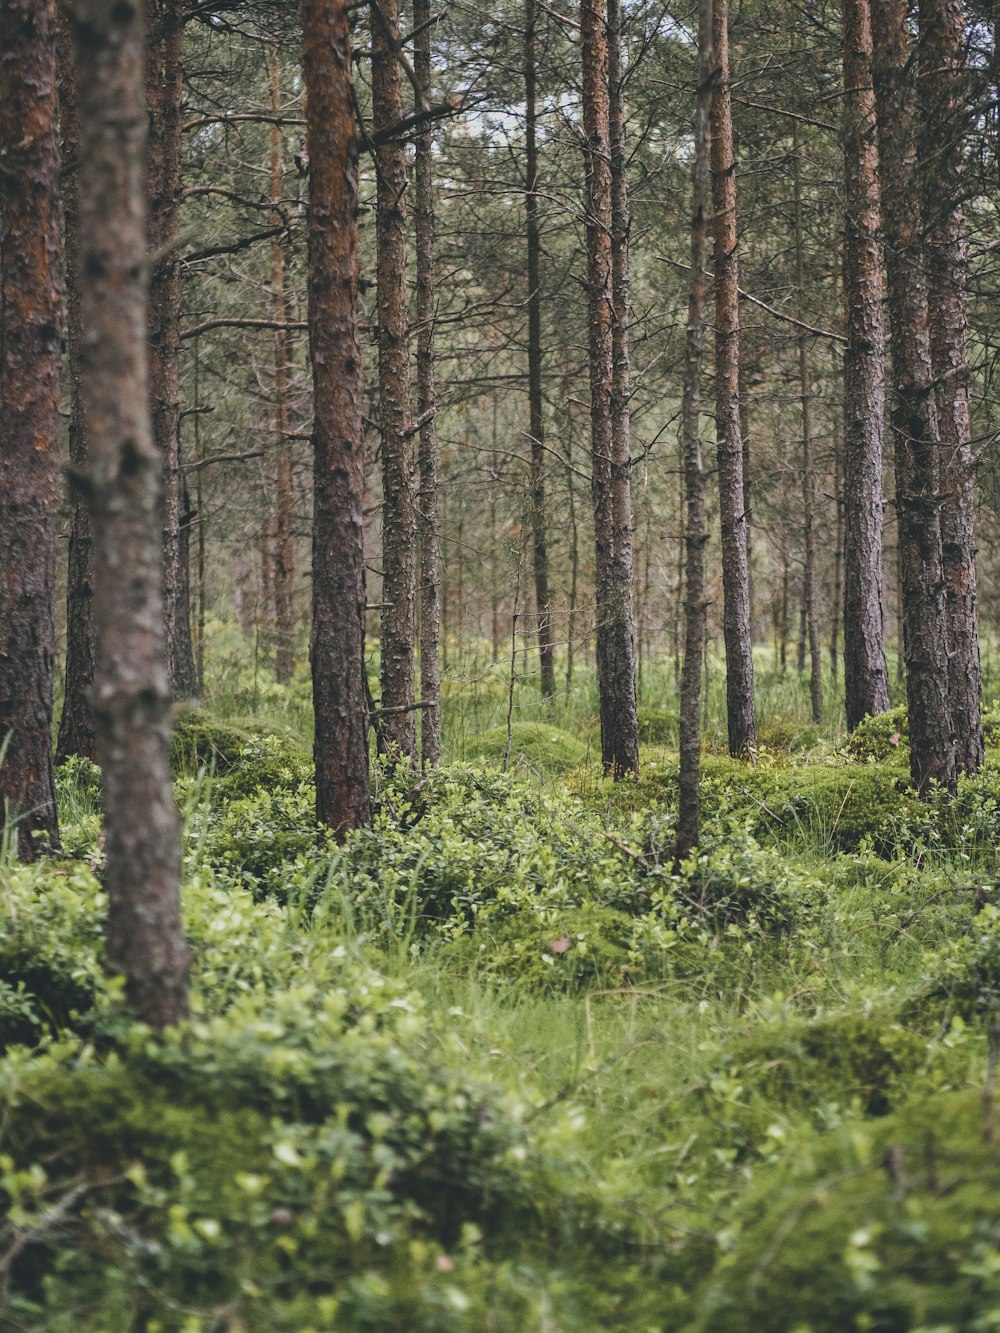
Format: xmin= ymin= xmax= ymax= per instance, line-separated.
xmin=0 ymin=0 xmax=997 ymax=1021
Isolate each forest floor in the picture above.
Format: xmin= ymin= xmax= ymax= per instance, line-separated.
xmin=3 ymin=630 xmax=1000 ymax=1330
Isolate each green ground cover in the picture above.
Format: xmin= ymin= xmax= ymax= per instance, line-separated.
xmin=4 ymin=635 xmax=1000 ymax=1330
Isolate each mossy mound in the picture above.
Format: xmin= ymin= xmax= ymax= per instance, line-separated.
xmin=170 ymin=709 xmax=259 ymax=774
xmin=691 ymin=1088 xmax=1000 ymax=1332
xmin=463 ymin=722 xmax=591 ymax=773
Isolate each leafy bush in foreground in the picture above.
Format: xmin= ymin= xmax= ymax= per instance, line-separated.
xmin=691 ymin=1088 xmax=1000 ymax=1332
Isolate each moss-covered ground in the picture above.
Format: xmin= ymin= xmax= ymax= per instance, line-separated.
xmin=5 ymin=631 xmax=1000 ymax=1329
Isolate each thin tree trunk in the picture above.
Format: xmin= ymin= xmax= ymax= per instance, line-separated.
xmin=0 ymin=0 xmax=62 ymax=861
xmin=147 ymin=0 xmax=196 ymax=699
xmin=831 ymin=442 xmax=843 ymax=677
xmin=872 ymin=0 xmax=955 ymax=793
xmin=675 ymin=0 xmax=713 ymax=869
xmin=524 ymin=0 xmax=557 ymax=699
xmin=56 ymin=16 xmax=97 ymax=764
xmin=842 ymin=0 xmax=890 ymax=730
xmin=793 ymin=122 xmax=822 ymax=724
xmin=414 ymin=0 xmax=442 ymax=765
xmin=302 ymin=0 xmax=372 ymax=835
xmin=710 ymin=0 xmax=756 ymax=758
xmin=372 ymin=0 xmax=417 ymax=762
xmin=607 ymin=0 xmax=639 ymax=772
xmin=919 ymin=0 xmax=983 ymax=775
xmin=71 ymin=0 xmax=189 ymax=1025
xmin=582 ymin=0 xmax=637 ymax=777
xmin=269 ymin=53 xmax=295 ymax=686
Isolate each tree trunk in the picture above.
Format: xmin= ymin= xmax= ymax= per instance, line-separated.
xmin=710 ymin=0 xmax=756 ymax=758
xmin=371 ymin=0 xmax=417 ymax=763
xmin=524 ymin=0 xmax=557 ymax=699
xmin=302 ymin=0 xmax=372 ymax=835
xmin=606 ymin=0 xmax=640 ymax=774
xmin=0 ymin=0 xmax=62 ymax=861
xmin=842 ymin=0 xmax=890 ymax=731
xmin=269 ymin=54 xmax=296 ymax=687
xmin=56 ymin=16 xmax=98 ymax=764
xmin=414 ymin=0 xmax=442 ymax=765
xmin=793 ymin=121 xmax=822 ymax=724
xmin=147 ymin=0 xmax=196 ymax=699
xmin=582 ymin=0 xmax=638 ymax=777
xmin=918 ymin=0 xmax=983 ymax=775
xmin=675 ymin=0 xmax=713 ymax=869
xmin=71 ymin=0 xmax=189 ymax=1026
xmin=872 ymin=0 xmax=955 ymax=793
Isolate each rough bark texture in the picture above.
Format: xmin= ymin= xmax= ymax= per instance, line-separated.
xmin=302 ymin=0 xmax=372 ymax=836
xmin=918 ymin=0 xmax=983 ymax=775
xmin=842 ymin=0 xmax=890 ymax=731
xmin=675 ymin=0 xmax=713 ymax=869
xmin=71 ymin=0 xmax=189 ymax=1025
xmin=147 ymin=0 xmax=196 ymax=699
xmin=56 ymin=17 xmax=98 ymax=764
xmin=710 ymin=0 xmax=756 ymax=759
xmin=414 ymin=0 xmax=442 ymax=765
xmin=372 ymin=0 xmax=417 ymax=763
xmin=606 ymin=0 xmax=640 ymax=774
xmin=582 ymin=0 xmax=638 ymax=777
xmin=872 ymin=0 xmax=956 ymax=793
xmin=524 ymin=0 xmax=556 ymax=700
xmin=0 ymin=0 xmax=62 ymax=860
xmin=793 ymin=122 xmax=822 ymax=724
xmin=269 ymin=54 xmax=295 ymax=686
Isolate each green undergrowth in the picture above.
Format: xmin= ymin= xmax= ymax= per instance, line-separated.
xmin=4 ymin=696 xmax=1000 ymax=1328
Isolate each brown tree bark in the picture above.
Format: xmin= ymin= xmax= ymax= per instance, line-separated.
xmin=56 ymin=15 xmax=98 ymax=764
xmin=793 ymin=121 xmax=822 ymax=725
xmin=582 ymin=0 xmax=638 ymax=777
xmin=606 ymin=0 xmax=639 ymax=774
xmin=268 ymin=53 xmax=295 ymax=687
xmin=147 ymin=0 xmax=196 ymax=699
xmin=371 ymin=0 xmax=417 ymax=763
xmin=70 ymin=0 xmax=189 ymax=1026
xmin=302 ymin=0 xmax=372 ymax=835
xmin=524 ymin=0 xmax=556 ymax=700
xmin=872 ymin=0 xmax=956 ymax=793
xmin=0 ymin=0 xmax=62 ymax=861
xmin=710 ymin=0 xmax=756 ymax=758
xmin=842 ymin=0 xmax=890 ymax=731
xmin=675 ymin=0 xmax=714 ymax=869
xmin=414 ymin=0 xmax=442 ymax=765
xmin=918 ymin=0 xmax=983 ymax=775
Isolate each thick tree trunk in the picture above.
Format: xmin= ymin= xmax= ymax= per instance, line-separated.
xmin=524 ymin=0 xmax=556 ymax=699
xmin=56 ymin=17 xmax=97 ymax=764
xmin=147 ymin=0 xmax=196 ymax=699
xmin=919 ymin=0 xmax=983 ymax=775
xmin=71 ymin=0 xmax=189 ymax=1026
xmin=269 ymin=54 xmax=296 ymax=686
xmin=793 ymin=122 xmax=822 ymax=724
xmin=710 ymin=0 xmax=756 ymax=758
xmin=872 ymin=0 xmax=955 ymax=793
xmin=414 ymin=0 xmax=442 ymax=765
xmin=0 ymin=0 xmax=62 ymax=861
xmin=302 ymin=0 xmax=372 ymax=835
xmin=372 ymin=0 xmax=417 ymax=763
xmin=606 ymin=0 xmax=639 ymax=774
xmin=675 ymin=0 xmax=713 ymax=869
xmin=842 ymin=0 xmax=890 ymax=731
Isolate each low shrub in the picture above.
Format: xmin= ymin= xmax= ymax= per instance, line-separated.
xmin=690 ymin=1088 xmax=1000 ymax=1332
xmin=0 ymin=979 xmax=601 ymax=1331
